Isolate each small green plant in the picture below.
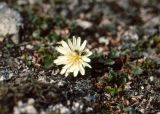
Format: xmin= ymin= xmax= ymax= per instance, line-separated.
xmin=117 ymin=104 xmax=133 ymax=113
xmin=108 ymin=68 xmax=128 ymax=85
xmin=38 ymin=47 xmax=57 ymax=69
xmin=24 ymin=53 xmax=32 ymax=66
xmin=91 ymin=52 xmax=107 ymax=64
xmin=47 ymin=33 xmax=60 ymax=42
xmin=54 ymin=16 xmax=66 ymax=27
xmin=108 ymin=49 xmax=121 ymax=59
xmin=132 ymin=67 xmax=143 ymax=76
xmin=104 ymin=86 xmax=122 ymax=96
xmin=5 ymin=43 xmax=14 ymax=49
xmin=141 ymin=58 xmax=157 ymax=70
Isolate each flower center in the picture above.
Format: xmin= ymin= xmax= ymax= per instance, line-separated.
xmin=68 ymin=52 xmax=82 ymax=64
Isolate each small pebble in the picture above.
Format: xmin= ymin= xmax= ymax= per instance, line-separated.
xmin=134 ymin=92 xmax=138 ymax=95
xmin=76 ymin=19 xmax=93 ymax=29
xmin=99 ymin=36 xmax=109 ymax=45
xmin=57 ymin=80 xmax=64 ymax=86
xmin=20 ymin=46 xmax=25 ymax=50
xmin=86 ymin=107 xmax=93 ymax=112
xmin=26 ymin=44 xmax=33 ymax=50
xmin=149 ymin=76 xmax=154 ymax=81
xmin=28 ymin=98 xmax=35 ymax=105
xmin=141 ymin=86 xmax=144 ymax=90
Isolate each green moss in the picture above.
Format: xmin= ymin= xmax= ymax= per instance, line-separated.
xmin=24 ymin=53 xmax=33 ymax=66
xmin=108 ymin=68 xmax=128 ymax=85
xmin=141 ymin=58 xmax=157 ymax=70
xmin=135 ymin=35 xmax=160 ymax=52
xmin=38 ymin=47 xmax=58 ymax=69
xmin=108 ymin=49 xmax=121 ymax=59
xmin=132 ymin=67 xmax=143 ymax=76
xmin=104 ymin=86 xmax=122 ymax=96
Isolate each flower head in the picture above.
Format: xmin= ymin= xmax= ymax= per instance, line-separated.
xmin=54 ymin=36 xmax=92 ymax=77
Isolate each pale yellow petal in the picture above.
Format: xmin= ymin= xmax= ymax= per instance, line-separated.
xmin=54 ymin=59 xmax=65 ymax=65
xmin=61 ymin=40 xmax=69 ymax=48
xmin=68 ymin=39 xmax=74 ymax=50
xmin=77 ymin=37 xmax=81 ymax=49
xmin=65 ymin=72 xmax=69 ymax=77
xmin=61 ymin=41 xmax=71 ymax=52
xmin=82 ymin=62 xmax=91 ymax=68
xmin=54 ymin=56 xmax=68 ymax=65
xmin=56 ymin=47 xmax=69 ymax=55
xmin=79 ymin=64 xmax=85 ymax=75
xmin=68 ymin=65 xmax=76 ymax=72
xmin=85 ymin=49 xmax=92 ymax=57
xmin=73 ymin=68 xmax=79 ymax=77
xmin=73 ymin=36 xmax=77 ymax=49
xmin=82 ymin=56 xmax=91 ymax=62
xmin=60 ymin=67 xmax=67 ymax=75
xmin=80 ymin=40 xmax=87 ymax=51
xmin=60 ymin=64 xmax=72 ymax=75
xmin=65 ymin=70 xmax=69 ymax=77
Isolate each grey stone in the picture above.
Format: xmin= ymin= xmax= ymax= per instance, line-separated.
xmin=0 ymin=2 xmax=22 ymax=44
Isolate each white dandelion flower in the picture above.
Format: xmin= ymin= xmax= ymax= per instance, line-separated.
xmin=54 ymin=36 xmax=92 ymax=77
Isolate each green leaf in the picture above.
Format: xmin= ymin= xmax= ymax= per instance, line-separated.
xmin=43 ymin=54 xmax=54 ymax=69
xmin=105 ymin=86 xmax=122 ymax=96
xmin=5 ymin=44 xmax=14 ymax=48
xmin=133 ymin=67 xmax=143 ymax=76
xmin=109 ymin=49 xmax=121 ymax=59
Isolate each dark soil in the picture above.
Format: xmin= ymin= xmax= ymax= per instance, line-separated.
xmin=0 ymin=0 xmax=160 ymax=114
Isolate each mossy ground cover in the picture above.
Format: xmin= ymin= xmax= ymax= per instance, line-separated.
xmin=0 ymin=0 xmax=160 ymax=114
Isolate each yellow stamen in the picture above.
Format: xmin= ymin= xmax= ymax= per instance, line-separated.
xmin=68 ymin=52 xmax=82 ymax=65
